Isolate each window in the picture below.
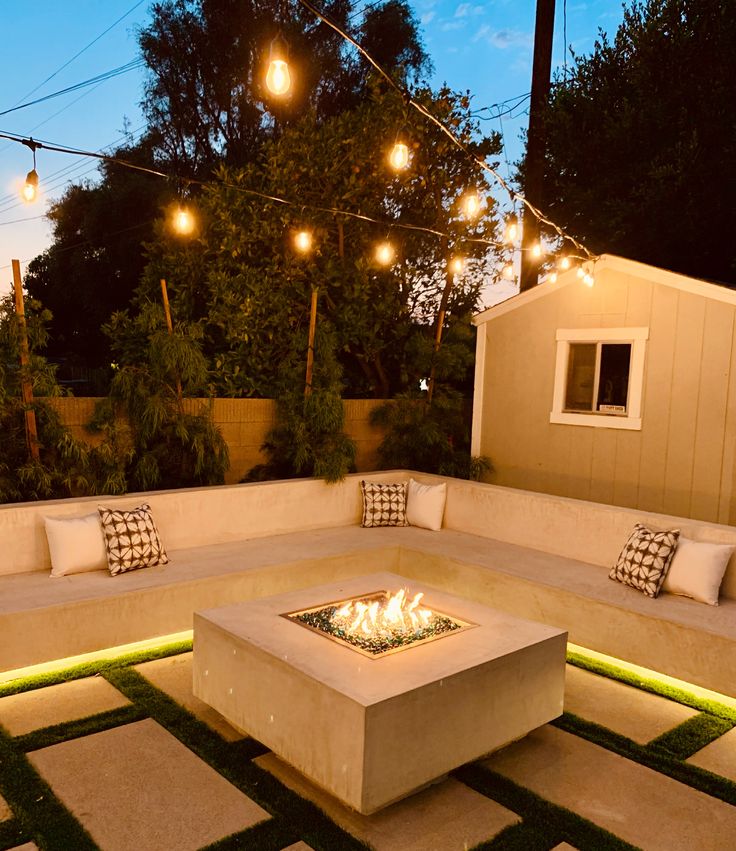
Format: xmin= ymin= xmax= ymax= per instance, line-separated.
xmin=550 ymin=328 xmax=648 ymax=430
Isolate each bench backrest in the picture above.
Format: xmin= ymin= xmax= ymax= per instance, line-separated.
xmin=2 ymin=472 xmax=735 ymax=599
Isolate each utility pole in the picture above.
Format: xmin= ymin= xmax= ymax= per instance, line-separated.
xmin=520 ymin=0 xmax=555 ymax=292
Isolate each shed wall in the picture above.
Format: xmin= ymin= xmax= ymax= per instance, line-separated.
xmin=477 ymin=267 xmax=736 ymax=524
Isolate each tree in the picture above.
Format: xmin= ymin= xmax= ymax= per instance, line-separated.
xmin=138 ymin=0 xmax=430 ymax=175
xmin=538 ymin=0 xmax=736 ymax=285
xmin=139 ymin=83 xmax=501 ymax=399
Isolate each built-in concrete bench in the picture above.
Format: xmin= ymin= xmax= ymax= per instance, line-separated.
xmin=1 ymin=472 xmax=734 ymax=698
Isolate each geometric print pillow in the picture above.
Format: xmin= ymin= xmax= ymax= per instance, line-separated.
xmin=360 ymin=481 xmax=409 ymax=528
xmin=609 ymin=523 xmax=680 ymax=598
xmin=97 ymin=503 xmax=169 ymax=576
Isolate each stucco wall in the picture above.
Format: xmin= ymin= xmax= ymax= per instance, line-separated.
xmin=49 ymin=397 xmax=387 ymax=484
xmin=475 ymin=263 xmax=736 ymax=524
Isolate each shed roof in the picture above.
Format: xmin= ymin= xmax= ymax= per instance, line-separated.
xmin=472 ymin=253 xmax=736 ymax=326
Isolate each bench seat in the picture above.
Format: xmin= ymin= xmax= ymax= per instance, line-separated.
xmin=2 ymin=522 xmax=734 ymax=697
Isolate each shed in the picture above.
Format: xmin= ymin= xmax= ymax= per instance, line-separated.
xmin=471 ymin=254 xmax=736 ymax=524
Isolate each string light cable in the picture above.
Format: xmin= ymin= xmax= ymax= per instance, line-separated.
xmin=295 ymin=0 xmax=595 ymax=261
xmin=0 ymin=129 xmax=536 ymax=252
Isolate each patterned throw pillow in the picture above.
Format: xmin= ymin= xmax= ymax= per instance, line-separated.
xmin=98 ymin=503 xmax=169 ymax=576
xmin=609 ymin=523 xmax=680 ymax=598
xmin=360 ymin=481 xmax=409 ymax=528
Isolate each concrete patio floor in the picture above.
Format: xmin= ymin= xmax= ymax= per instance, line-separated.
xmin=0 ymin=648 xmax=734 ymax=850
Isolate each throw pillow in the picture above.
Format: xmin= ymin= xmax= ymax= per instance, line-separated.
xmin=360 ymin=481 xmax=408 ymax=528
xmin=609 ymin=523 xmax=680 ymax=598
xmin=45 ymin=513 xmax=108 ymax=578
xmin=662 ymin=537 xmax=734 ymax=606
xmin=98 ymin=503 xmax=169 ymax=576
xmin=406 ymin=478 xmax=447 ymax=531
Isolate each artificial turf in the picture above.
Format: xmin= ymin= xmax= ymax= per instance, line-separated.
xmin=0 ymin=643 xmax=733 ymax=850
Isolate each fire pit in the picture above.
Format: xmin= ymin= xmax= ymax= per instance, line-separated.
xmin=283 ymin=588 xmax=475 ymax=658
xmin=193 ymin=572 xmax=566 ymax=814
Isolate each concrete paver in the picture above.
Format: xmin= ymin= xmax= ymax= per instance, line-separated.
xmin=29 ymin=719 xmax=268 ymax=851
xmin=0 ymin=677 xmax=130 ymax=737
xmin=135 ymin=652 xmax=243 ymax=741
xmin=484 ymin=725 xmax=736 ymax=851
xmin=687 ymin=726 xmax=736 ymax=782
xmin=256 ymin=753 xmax=519 ymax=851
xmin=564 ymin=665 xmax=698 ymax=743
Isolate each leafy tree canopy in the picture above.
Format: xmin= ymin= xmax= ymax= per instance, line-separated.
xmin=138 ymin=83 xmax=501 ymax=398
xmin=539 ymin=0 xmax=736 ymax=285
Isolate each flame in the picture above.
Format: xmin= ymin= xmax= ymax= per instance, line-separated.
xmin=333 ymin=589 xmax=433 ymax=639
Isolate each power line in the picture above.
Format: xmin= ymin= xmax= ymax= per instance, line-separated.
xmin=0 ymin=214 xmax=46 ymax=227
xmin=9 ymin=0 xmax=147 ymax=108
xmin=0 ymin=59 xmax=145 ymax=118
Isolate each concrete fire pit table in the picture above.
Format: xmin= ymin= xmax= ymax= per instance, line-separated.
xmin=193 ymin=571 xmax=566 ymax=814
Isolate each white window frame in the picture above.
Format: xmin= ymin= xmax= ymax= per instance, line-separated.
xmin=550 ymin=327 xmax=648 ymax=430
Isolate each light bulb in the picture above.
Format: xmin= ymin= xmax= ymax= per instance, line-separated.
xmin=549 ymin=272 xmax=558 ymax=283
xmin=462 ymin=192 xmax=481 ymax=219
xmin=502 ymin=262 xmax=515 ymax=280
xmin=449 ymin=256 xmax=464 ymax=275
xmin=22 ymin=169 xmax=39 ymax=203
xmin=375 ymin=241 xmax=395 ymax=266
xmin=173 ymin=207 xmax=195 ymax=235
xmin=503 ymin=213 xmax=519 ymax=244
xmin=559 ymin=256 xmax=571 ymax=270
xmin=266 ymin=59 xmax=291 ymax=96
xmin=576 ymin=266 xmax=585 ymax=279
xmin=531 ymin=242 xmax=543 ymax=258
xmin=294 ymin=230 xmax=312 ymax=253
xmin=583 ymin=273 xmax=595 ymax=287
xmin=389 ymin=142 xmax=409 ymax=171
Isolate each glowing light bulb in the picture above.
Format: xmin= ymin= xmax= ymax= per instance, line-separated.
xmin=583 ymin=273 xmax=595 ymax=287
xmin=559 ymin=256 xmax=571 ymax=271
xmin=375 ymin=241 xmax=395 ymax=266
xmin=531 ymin=242 xmax=543 ymax=259
xmin=22 ymin=169 xmax=38 ymax=203
xmin=549 ymin=272 xmax=558 ymax=283
xmin=462 ymin=192 xmax=481 ymax=219
xmin=576 ymin=266 xmax=585 ymax=279
xmin=294 ymin=230 xmax=312 ymax=253
xmin=389 ymin=142 xmax=410 ymax=171
xmin=173 ymin=207 xmax=195 ymax=235
xmin=502 ymin=262 xmax=515 ymax=280
xmin=266 ymin=59 xmax=291 ymax=96
xmin=449 ymin=256 xmax=464 ymax=275
xmin=503 ymin=213 xmax=519 ymax=244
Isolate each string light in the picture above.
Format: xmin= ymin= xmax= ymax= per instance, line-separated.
xmin=501 ymin=262 xmax=515 ymax=280
xmin=172 ymin=206 xmax=195 ymax=235
xmin=503 ymin=212 xmax=519 ymax=244
xmin=461 ymin=192 xmax=481 ymax=219
xmin=549 ymin=271 xmax=558 ymax=283
xmin=531 ymin=242 xmax=543 ymax=259
xmin=449 ymin=256 xmax=464 ymax=275
xmin=559 ymin=256 xmax=571 ymax=271
xmin=21 ymin=138 xmax=39 ymax=203
xmin=389 ymin=139 xmax=410 ymax=171
xmin=583 ymin=272 xmax=595 ymax=287
xmin=265 ymin=33 xmax=291 ymax=96
xmin=375 ymin=241 xmax=395 ymax=265
xmin=576 ymin=265 xmax=585 ymax=279
xmin=294 ymin=229 xmax=312 ymax=253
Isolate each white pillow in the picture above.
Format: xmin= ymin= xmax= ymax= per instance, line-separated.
xmin=44 ymin=513 xmax=108 ymax=578
xmin=406 ymin=478 xmax=447 ymax=531
xmin=662 ymin=537 xmax=734 ymax=606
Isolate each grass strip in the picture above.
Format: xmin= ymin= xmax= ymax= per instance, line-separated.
xmin=104 ymin=667 xmax=369 ymax=851
xmin=454 ymin=762 xmax=640 ymax=851
xmin=470 ymin=820 xmax=561 ymax=850
xmin=0 ymin=639 xmax=193 ymax=699
xmin=648 ymin=713 xmax=735 ymax=760
xmin=15 ymin=704 xmax=147 ymax=753
xmin=0 ymin=818 xmax=29 ymax=851
xmin=553 ymin=712 xmax=736 ymax=805
xmin=566 ymin=649 xmax=736 ymax=723
xmin=200 ymin=817 xmax=299 ymax=850
xmin=0 ymin=726 xmax=99 ymax=850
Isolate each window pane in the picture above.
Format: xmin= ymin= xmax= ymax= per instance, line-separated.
xmin=597 ymin=343 xmax=631 ymax=412
xmin=565 ymin=343 xmax=596 ymax=411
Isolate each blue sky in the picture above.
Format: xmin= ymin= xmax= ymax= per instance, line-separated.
xmin=0 ymin=0 xmax=625 ymax=287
